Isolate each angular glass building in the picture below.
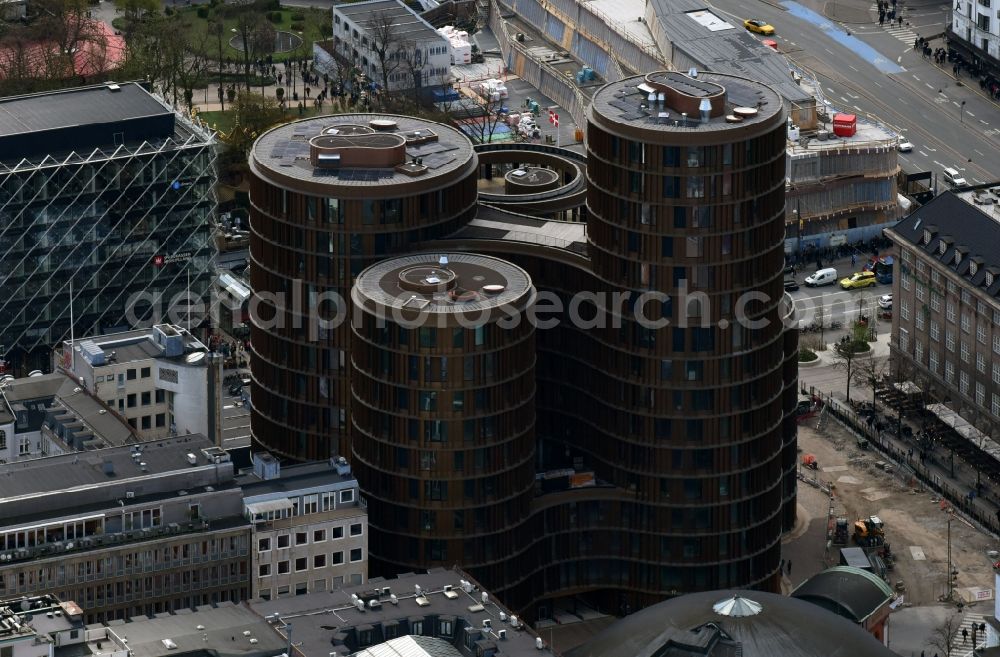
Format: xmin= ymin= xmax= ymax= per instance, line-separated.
xmin=0 ymin=82 xmax=217 ymax=373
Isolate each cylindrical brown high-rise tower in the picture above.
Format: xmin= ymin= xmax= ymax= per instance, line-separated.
xmin=577 ymin=70 xmax=796 ymax=600
xmin=350 ymin=253 xmax=537 ymax=580
xmin=247 ymin=115 xmax=478 ymax=461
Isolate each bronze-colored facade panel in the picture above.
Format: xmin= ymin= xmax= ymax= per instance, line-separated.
xmin=249 ymin=74 xmax=798 ymax=617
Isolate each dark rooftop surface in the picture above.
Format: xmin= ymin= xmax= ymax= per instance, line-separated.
xmin=334 ymin=0 xmax=445 ymax=44
xmin=888 ymin=189 xmax=1000 ymax=300
xmin=251 ymin=114 xmax=474 ymax=187
xmin=248 ymin=568 xmax=556 ymax=657
xmin=354 ymin=252 xmax=533 ymax=314
xmin=0 ymin=372 xmax=134 ymax=445
xmin=238 ymin=460 xmax=359 ymax=496
xmin=68 ymin=327 xmax=210 ymax=367
xmin=646 ymin=0 xmax=813 ymax=104
xmin=0 ymin=82 xmax=168 ymax=137
xmin=94 ymin=603 xmax=287 ymax=657
xmin=791 ymin=566 xmax=895 ymax=623
xmin=0 ymin=434 xmax=216 ymax=503
xmin=565 ymin=590 xmax=899 ymax=657
xmin=0 ymin=82 xmax=202 ymax=165
xmin=451 ymin=208 xmax=588 ymax=256
xmin=591 ymin=71 xmax=782 ymax=133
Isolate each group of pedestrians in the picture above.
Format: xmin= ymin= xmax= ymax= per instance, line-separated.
xmin=876 ymin=0 xmax=902 ymax=27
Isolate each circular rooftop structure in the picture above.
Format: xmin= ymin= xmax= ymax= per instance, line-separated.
xmin=250 ymin=114 xmax=477 ymax=197
xmin=352 ymin=252 xmax=535 ymax=322
xmin=589 ymin=70 xmax=784 ymax=138
xmin=566 ymin=590 xmax=899 ymax=657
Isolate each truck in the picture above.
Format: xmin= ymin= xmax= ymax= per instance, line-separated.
xmin=832 ymin=517 xmax=850 ymax=545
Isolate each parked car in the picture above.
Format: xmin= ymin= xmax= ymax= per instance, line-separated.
xmin=744 ymin=18 xmax=775 ymax=34
xmin=878 ymin=293 xmax=893 ymax=309
xmin=784 ymin=278 xmax=800 ymax=291
xmin=897 ymin=140 xmax=913 ymax=152
xmin=840 ymin=270 xmax=878 ymax=290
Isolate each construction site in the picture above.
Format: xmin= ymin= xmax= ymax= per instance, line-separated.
xmin=789 ymin=417 xmax=999 ymax=609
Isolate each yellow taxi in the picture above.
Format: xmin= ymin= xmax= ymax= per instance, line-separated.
xmin=744 ymin=19 xmax=776 ymax=35
xmin=839 ymin=270 xmax=878 ymax=290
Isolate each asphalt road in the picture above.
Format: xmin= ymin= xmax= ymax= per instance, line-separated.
xmin=222 ymin=396 xmax=251 ymax=447
xmin=706 ymin=0 xmax=1000 ymax=185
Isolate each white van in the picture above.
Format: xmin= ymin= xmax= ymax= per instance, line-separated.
xmin=805 ymin=268 xmax=838 ymax=287
xmin=943 ymin=167 xmax=967 ymax=187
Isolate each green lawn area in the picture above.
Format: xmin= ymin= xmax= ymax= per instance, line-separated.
xmin=172 ymin=6 xmax=329 ymax=64
xmin=199 ymin=103 xmax=333 ymax=135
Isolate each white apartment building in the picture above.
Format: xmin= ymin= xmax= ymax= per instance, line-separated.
xmin=321 ymin=0 xmax=451 ymax=91
xmin=242 ymin=454 xmax=368 ymax=601
xmin=62 ymin=324 xmax=223 ymax=442
xmin=950 ymin=0 xmax=1000 ymax=65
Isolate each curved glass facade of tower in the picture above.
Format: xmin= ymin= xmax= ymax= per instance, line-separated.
xmin=350 ymin=253 xmax=537 ymax=576
xmin=576 ymin=71 xmax=794 ymax=598
xmin=248 ymin=73 xmax=799 ymax=616
xmin=247 ymin=115 xmax=478 ymax=461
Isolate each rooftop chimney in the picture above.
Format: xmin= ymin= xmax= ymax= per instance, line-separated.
xmin=699 ymin=98 xmax=712 ymax=124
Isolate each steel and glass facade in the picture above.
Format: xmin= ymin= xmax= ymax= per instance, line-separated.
xmin=0 ymin=83 xmax=216 ymax=374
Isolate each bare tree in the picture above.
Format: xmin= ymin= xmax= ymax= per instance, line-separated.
xmin=365 ymin=10 xmax=404 ymax=96
xmin=831 ymin=326 xmax=870 ymax=403
xmin=853 ymin=354 xmax=888 ymax=413
xmin=450 ymin=86 xmax=506 ymax=144
xmin=209 ymin=20 xmax=226 ymax=110
xmin=232 ymin=0 xmax=272 ymax=91
xmin=929 ymin=612 xmax=962 ymax=657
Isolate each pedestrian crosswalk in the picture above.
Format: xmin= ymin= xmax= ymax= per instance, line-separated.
xmin=867 ymin=5 xmax=921 ymax=44
xmin=949 ymin=612 xmax=989 ymax=657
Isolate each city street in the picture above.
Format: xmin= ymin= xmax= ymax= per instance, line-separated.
xmin=787 ymin=253 xmax=894 ymax=341
xmin=707 ymin=0 xmax=1000 ymax=184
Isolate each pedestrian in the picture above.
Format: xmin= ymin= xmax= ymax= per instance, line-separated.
xmin=780 ymin=558 xmax=785 ymax=573
xmin=787 ymin=560 xmax=792 ymax=575
xmin=851 ymin=254 xmax=857 ymax=267
xmin=963 ymin=628 xmax=969 ymax=643
xmin=898 ymin=15 xmax=903 ymax=26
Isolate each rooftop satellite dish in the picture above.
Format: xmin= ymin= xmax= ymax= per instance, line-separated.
xmin=688 ymin=67 xmax=698 ymax=78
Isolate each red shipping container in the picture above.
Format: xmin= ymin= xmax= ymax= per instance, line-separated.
xmin=832 ymin=113 xmax=857 ymax=137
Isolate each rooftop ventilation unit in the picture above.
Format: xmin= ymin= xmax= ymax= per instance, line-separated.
xmin=687 ymin=67 xmax=698 ymax=78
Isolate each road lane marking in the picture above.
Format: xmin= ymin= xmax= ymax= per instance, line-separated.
xmin=975 ymin=149 xmax=985 ymax=156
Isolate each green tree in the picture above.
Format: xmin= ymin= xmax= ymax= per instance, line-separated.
xmin=223 ymin=91 xmax=283 ymax=156
xmin=114 ymin=0 xmax=160 ymax=36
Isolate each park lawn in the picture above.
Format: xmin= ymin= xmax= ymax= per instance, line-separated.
xmin=199 ymin=103 xmax=334 ymax=136
xmin=177 ymin=6 xmax=329 ymax=64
